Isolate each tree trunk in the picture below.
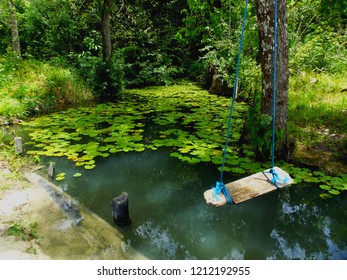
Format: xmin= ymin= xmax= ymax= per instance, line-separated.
xmin=8 ymin=0 xmax=21 ymax=58
xmin=256 ymin=0 xmax=289 ymax=158
xmin=101 ymin=0 xmax=112 ymax=62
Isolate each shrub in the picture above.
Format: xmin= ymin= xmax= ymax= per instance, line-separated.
xmin=0 ymin=57 xmax=93 ymax=122
xmin=290 ymin=29 xmax=347 ymax=73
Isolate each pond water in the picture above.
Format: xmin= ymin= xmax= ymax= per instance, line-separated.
xmin=19 ymin=84 xmax=347 ymax=259
xmin=45 ymin=149 xmax=347 ymax=260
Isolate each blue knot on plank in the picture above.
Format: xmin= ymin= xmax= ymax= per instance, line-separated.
xmin=212 ymin=181 xmax=233 ymax=204
xmin=265 ymin=168 xmax=291 ymax=189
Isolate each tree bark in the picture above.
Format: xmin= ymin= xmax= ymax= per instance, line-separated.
xmin=8 ymin=0 xmax=21 ymax=58
xmin=256 ymin=0 xmax=289 ymax=157
xmin=101 ymin=0 xmax=112 ymax=62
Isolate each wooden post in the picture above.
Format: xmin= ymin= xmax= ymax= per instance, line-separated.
xmin=48 ymin=161 xmax=55 ymax=179
xmin=14 ymin=137 xmax=23 ymax=153
xmin=111 ymin=192 xmax=131 ymax=226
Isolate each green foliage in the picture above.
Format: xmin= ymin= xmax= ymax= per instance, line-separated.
xmin=288 ymin=0 xmax=347 ymax=73
xmin=290 ymin=29 xmax=347 ymax=73
xmin=288 ymin=72 xmax=347 ymax=140
xmin=0 ymin=98 xmax=26 ymax=120
xmin=120 ymin=45 xmax=183 ymax=88
xmin=92 ymin=53 xmax=125 ymax=100
xmin=0 ymin=57 xmax=93 ymax=122
xmin=247 ymin=108 xmax=273 ymax=160
xmin=5 ymin=222 xmax=39 ymax=241
xmin=178 ymin=0 xmax=260 ymax=97
xmin=21 ymin=0 xmax=89 ymax=59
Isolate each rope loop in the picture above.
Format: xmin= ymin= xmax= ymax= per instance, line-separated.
xmin=212 ymin=181 xmax=233 ymax=204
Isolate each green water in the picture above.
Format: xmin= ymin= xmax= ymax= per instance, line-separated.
xmin=47 ymin=150 xmax=347 ymax=260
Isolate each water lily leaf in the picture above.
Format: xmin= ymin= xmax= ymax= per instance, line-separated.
xmin=313 ymin=171 xmax=325 ymax=176
xmin=328 ymin=189 xmax=340 ymax=195
xmin=98 ymin=146 xmax=110 ymax=152
xmin=84 ymin=164 xmax=96 ymax=170
xmin=135 ymin=146 xmax=145 ymax=152
xmin=293 ymin=177 xmax=303 ymax=184
xmin=187 ymin=157 xmax=201 ymax=164
xmin=170 ymin=152 xmax=181 ymax=158
xmin=179 ymin=146 xmax=193 ymax=153
xmin=332 ymin=185 xmax=346 ymax=191
xmin=230 ymin=167 xmax=246 ymax=174
xmin=198 ymin=154 xmax=211 ymax=162
xmin=35 ymin=143 xmax=46 ymax=148
xmin=329 ymin=177 xmax=345 ymax=187
xmin=109 ymin=148 xmax=118 ymax=153
xmin=319 ymin=185 xmax=331 ymax=191
xmin=56 ymin=173 xmax=66 ymax=181
xmin=211 ymin=156 xmax=223 ymax=165
xmin=320 ymin=193 xmax=333 ymax=199
xmin=103 ymin=137 xmax=117 ymax=143
xmin=228 ymin=159 xmax=240 ymax=166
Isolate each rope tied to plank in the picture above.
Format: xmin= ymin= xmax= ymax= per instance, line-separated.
xmin=270 ymin=0 xmax=279 ymax=188
xmin=264 ymin=168 xmax=291 ymax=189
xmin=212 ymin=0 xmax=249 ymax=204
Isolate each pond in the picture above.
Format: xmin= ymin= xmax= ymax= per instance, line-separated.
xmin=21 ymin=83 xmax=347 ymax=259
xmin=39 ymin=150 xmax=347 ymax=260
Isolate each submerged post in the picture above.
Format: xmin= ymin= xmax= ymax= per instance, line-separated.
xmin=48 ymin=161 xmax=55 ymax=179
xmin=111 ymin=192 xmax=130 ymax=226
xmin=14 ymin=137 xmax=23 ymax=153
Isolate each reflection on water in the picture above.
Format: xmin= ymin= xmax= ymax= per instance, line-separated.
xmin=46 ymin=149 xmax=347 ymax=260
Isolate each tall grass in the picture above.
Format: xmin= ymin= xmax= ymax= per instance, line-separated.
xmin=288 ymin=71 xmax=347 ymax=147
xmin=0 ymin=57 xmax=94 ymax=123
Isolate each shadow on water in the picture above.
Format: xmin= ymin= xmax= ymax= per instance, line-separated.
xmin=45 ymin=149 xmax=347 ymax=260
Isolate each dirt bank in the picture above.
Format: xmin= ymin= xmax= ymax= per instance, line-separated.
xmin=0 ymin=166 xmax=146 ymax=260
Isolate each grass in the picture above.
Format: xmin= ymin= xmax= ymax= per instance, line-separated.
xmin=5 ymin=221 xmax=39 ymax=241
xmin=0 ymin=57 xmax=94 ymax=123
xmin=288 ymin=71 xmax=347 ymax=148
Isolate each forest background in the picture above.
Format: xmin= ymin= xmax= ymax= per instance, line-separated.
xmin=0 ymin=0 xmax=346 ymax=169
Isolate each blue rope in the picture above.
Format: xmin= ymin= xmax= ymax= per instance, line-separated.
xmin=270 ymin=0 xmax=278 ymax=187
xmin=264 ymin=167 xmax=291 ymax=188
xmin=213 ymin=0 xmax=249 ymax=204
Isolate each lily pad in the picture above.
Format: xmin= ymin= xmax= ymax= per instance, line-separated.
xmin=319 ymin=185 xmax=331 ymax=191
xmin=56 ymin=173 xmax=66 ymax=181
xmin=230 ymin=167 xmax=246 ymax=174
xmin=328 ymin=189 xmax=340 ymax=195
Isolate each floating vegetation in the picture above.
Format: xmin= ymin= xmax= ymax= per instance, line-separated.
xmin=281 ymin=163 xmax=347 ymax=198
xmin=21 ymin=82 xmax=346 ymax=197
xmin=22 ymin=83 xmax=248 ymax=171
xmin=56 ymin=172 xmax=66 ymax=181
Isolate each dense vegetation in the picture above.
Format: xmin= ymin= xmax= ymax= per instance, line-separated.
xmin=0 ymin=1 xmax=346 ymax=191
xmin=1 ymin=0 xmax=345 ymax=94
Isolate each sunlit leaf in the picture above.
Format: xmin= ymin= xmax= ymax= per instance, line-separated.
xmin=319 ymin=185 xmax=331 ymax=191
